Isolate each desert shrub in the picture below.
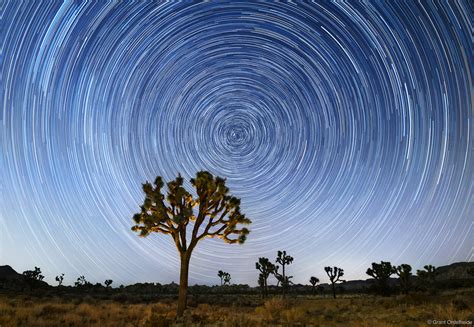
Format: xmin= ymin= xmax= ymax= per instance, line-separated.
xmin=224 ymin=313 xmax=255 ymax=327
xmin=282 ymin=306 xmax=307 ymax=322
xmin=452 ymin=297 xmax=470 ymax=311
xmin=39 ymin=304 xmax=69 ymax=316
xmin=254 ymin=297 xmax=287 ymax=321
xmin=401 ymin=292 xmax=428 ymax=305
xmin=143 ymin=312 xmax=172 ymax=327
xmin=76 ymin=303 xmax=95 ymax=316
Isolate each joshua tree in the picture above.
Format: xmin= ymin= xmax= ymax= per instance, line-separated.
xmin=274 ymin=250 xmax=294 ymax=298
xmin=417 ymin=265 xmax=436 ymax=291
xmin=223 ymin=272 xmax=231 ymax=285
xmin=256 ymin=257 xmax=276 ymax=298
xmin=75 ymin=275 xmax=91 ymax=287
xmin=395 ymin=264 xmax=412 ymax=294
xmin=22 ymin=267 xmax=45 ymax=290
xmin=23 ymin=267 xmax=44 ymax=281
xmin=218 ymin=270 xmax=225 ymax=286
xmin=309 ymin=276 xmax=320 ymax=294
xmin=55 ymin=273 xmax=64 ymax=286
xmin=217 ymin=270 xmax=231 ymax=286
xmin=275 ymin=268 xmax=293 ymax=295
xmin=105 ymin=279 xmax=113 ymax=288
xmin=258 ymin=273 xmax=265 ymax=298
xmin=417 ymin=265 xmax=436 ymax=280
xmin=324 ymin=266 xmax=344 ymax=299
xmin=366 ymin=261 xmax=396 ymax=296
xmin=132 ymin=171 xmax=251 ymax=317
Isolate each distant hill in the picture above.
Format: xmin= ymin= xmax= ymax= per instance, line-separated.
xmin=435 ymin=262 xmax=474 ymax=280
xmin=0 ymin=265 xmax=21 ymax=279
xmin=0 ymin=265 xmax=49 ymax=291
xmin=315 ymin=262 xmax=474 ymax=292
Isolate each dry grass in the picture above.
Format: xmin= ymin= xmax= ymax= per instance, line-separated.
xmin=0 ymin=289 xmax=473 ymax=326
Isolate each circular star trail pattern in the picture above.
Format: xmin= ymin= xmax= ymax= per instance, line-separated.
xmin=2 ymin=2 xmax=472 ymax=285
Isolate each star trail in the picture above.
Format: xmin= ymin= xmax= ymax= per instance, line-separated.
xmin=1 ymin=1 xmax=472 ymax=286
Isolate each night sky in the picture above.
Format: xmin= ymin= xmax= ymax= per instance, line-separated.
xmin=1 ymin=2 xmax=472 ymax=287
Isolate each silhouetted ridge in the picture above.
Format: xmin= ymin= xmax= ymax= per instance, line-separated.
xmin=0 ymin=265 xmax=21 ymax=279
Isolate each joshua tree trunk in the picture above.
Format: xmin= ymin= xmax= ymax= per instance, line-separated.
xmin=177 ymin=252 xmax=190 ymax=318
xmin=264 ymin=279 xmax=267 ymax=298
xmin=332 ymin=282 xmax=336 ymax=299
xmin=282 ymin=265 xmax=286 ymax=298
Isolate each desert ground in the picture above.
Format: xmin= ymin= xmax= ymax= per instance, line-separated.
xmin=0 ymin=288 xmax=472 ymax=326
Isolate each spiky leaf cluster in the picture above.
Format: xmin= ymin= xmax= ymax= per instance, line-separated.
xmin=324 ymin=266 xmax=344 ymax=284
xmin=309 ymin=276 xmax=319 ymax=286
xmin=276 ymin=250 xmax=294 ymax=266
xmin=417 ymin=265 xmax=436 ymax=281
xmin=55 ymin=273 xmax=64 ymax=286
xmin=22 ymin=267 xmax=44 ymax=281
xmin=395 ymin=264 xmax=412 ymax=293
xmin=132 ymin=171 xmax=251 ymax=252
xmin=217 ymin=270 xmax=231 ymax=285
xmin=256 ymin=257 xmax=276 ymax=279
xmin=366 ymin=261 xmax=396 ymax=281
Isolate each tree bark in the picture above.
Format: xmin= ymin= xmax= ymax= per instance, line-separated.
xmin=265 ymin=277 xmax=268 ymax=298
xmin=332 ymin=282 xmax=336 ymax=299
xmin=282 ymin=265 xmax=286 ymax=298
xmin=177 ymin=252 xmax=190 ymax=318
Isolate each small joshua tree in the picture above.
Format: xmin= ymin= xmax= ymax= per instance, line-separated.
xmin=309 ymin=276 xmax=320 ymax=294
xmin=217 ymin=270 xmax=231 ymax=286
xmin=218 ymin=270 xmax=225 ymax=286
xmin=275 ymin=268 xmax=293 ymax=296
xmin=395 ymin=264 xmax=412 ymax=294
xmin=105 ymin=279 xmax=113 ymax=288
xmin=223 ymin=272 xmax=231 ymax=285
xmin=366 ymin=261 xmax=396 ymax=296
xmin=132 ymin=171 xmax=251 ymax=317
xmin=75 ymin=275 xmax=91 ymax=287
xmin=23 ymin=267 xmax=44 ymax=281
xmin=256 ymin=257 xmax=276 ymax=298
xmin=417 ymin=265 xmax=436 ymax=291
xmin=55 ymin=273 xmax=64 ymax=286
xmin=258 ymin=273 xmax=265 ymax=298
xmin=324 ymin=266 xmax=344 ymax=299
xmin=22 ymin=267 xmax=45 ymax=290
xmin=274 ymin=250 xmax=294 ymax=298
